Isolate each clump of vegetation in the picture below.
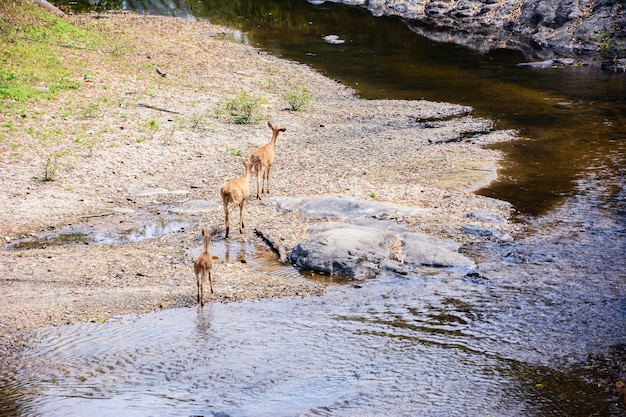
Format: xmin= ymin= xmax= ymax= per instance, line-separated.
xmin=41 ymin=154 xmax=59 ymax=181
xmin=598 ymin=33 xmax=625 ymax=59
xmin=283 ymin=84 xmax=312 ymax=111
xmin=226 ymin=146 xmax=242 ymax=156
xmin=0 ymin=0 xmax=101 ymax=102
xmin=217 ymin=92 xmax=266 ymax=124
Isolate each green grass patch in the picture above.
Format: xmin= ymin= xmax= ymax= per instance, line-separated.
xmin=0 ymin=0 xmax=102 ymax=102
xmin=283 ymin=84 xmax=312 ymax=111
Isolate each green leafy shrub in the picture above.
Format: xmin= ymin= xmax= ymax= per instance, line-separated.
xmin=226 ymin=146 xmax=242 ymax=156
xmin=598 ymin=33 xmax=626 ymax=59
xmin=218 ymin=92 xmax=265 ymax=124
xmin=283 ymin=85 xmax=312 ymax=111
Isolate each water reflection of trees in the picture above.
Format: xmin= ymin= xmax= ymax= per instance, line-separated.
xmin=60 ymin=0 xmax=354 ymax=32
xmin=61 ymin=0 xmax=210 ymax=19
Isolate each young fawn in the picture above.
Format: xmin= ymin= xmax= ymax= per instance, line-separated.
xmin=220 ymin=157 xmax=253 ymax=238
xmin=250 ymin=121 xmax=286 ymax=200
xmin=194 ymin=228 xmax=218 ymax=306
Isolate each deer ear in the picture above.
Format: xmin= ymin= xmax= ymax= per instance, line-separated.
xmin=201 ymin=229 xmax=206 ymax=236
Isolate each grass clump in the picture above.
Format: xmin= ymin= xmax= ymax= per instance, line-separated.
xmin=283 ymin=84 xmax=312 ymax=111
xmin=40 ymin=154 xmax=59 ymax=181
xmin=217 ymin=92 xmax=266 ymax=124
xmin=226 ymin=146 xmax=242 ymax=156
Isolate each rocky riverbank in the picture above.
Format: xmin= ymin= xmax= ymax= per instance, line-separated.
xmin=0 ymin=12 xmax=522 ymax=355
xmin=331 ymin=0 xmax=625 ymax=68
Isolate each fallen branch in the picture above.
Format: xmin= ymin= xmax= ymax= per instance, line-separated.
xmin=81 ymin=212 xmax=115 ymax=219
xmin=254 ymin=227 xmax=288 ymax=262
xmin=137 ymin=103 xmax=180 ymax=114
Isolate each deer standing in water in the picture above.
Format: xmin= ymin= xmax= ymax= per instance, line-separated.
xmin=250 ymin=121 xmax=286 ymax=200
xmin=194 ymin=228 xmax=218 ymax=306
xmin=220 ymin=157 xmax=252 ymax=238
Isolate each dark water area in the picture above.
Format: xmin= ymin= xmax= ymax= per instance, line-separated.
xmin=2 ymin=1 xmax=625 ymax=416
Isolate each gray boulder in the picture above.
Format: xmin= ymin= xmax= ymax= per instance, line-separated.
xmin=290 ymin=222 xmax=397 ymax=278
xmin=323 ymin=0 xmax=625 ymax=63
xmin=289 ymin=221 xmax=475 ymax=278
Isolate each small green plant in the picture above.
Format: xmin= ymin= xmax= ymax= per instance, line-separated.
xmin=226 ymin=146 xmax=242 ymax=156
xmin=598 ymin=33 xmax=626 ymax=59
xmin=284 ymin=85 xmax=312 ymax=111
xmin=190 ymin=113 xmax=202 ymax=130
xmin=218 ymin=92 xmax=265 ymax=124
xmin=370 ymin=191 xmax=377 ymax=199
xmin=138 ymin=118 xmax=159 ymax=139
xmin=42 ymin=154 xmax=59 ymax=181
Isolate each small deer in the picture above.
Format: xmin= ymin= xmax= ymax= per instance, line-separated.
xmin=193 ymin=228 xmax=218 ymax=306
xmin=250 ymin=121 xmax=286 ymax=200
xmin=220 ymin=157 xmax=253 ymax=238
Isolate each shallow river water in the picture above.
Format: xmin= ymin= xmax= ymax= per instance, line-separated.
xmin=1 ymin=1 xmax=625 ymax=416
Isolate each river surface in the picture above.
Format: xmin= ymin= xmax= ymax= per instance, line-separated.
xmin=1 ymin=1 xmax=625 ymax=416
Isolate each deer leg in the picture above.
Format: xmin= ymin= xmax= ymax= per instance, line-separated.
xmin=208 ymin=270 xmax=214 ymax=294
xmin=199 ymin=272 xmax=204 ymax=306
xmin=265 ymin=165 xmax=272 ymax=194
xmin=224 ymin=203 xmax=230 ymax=238
xmin=196 ymin=272 xmax=201 ymax=304
xmin=239 ymin=201 xmax=245 ymax=233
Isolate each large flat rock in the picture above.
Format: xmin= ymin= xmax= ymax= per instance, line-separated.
xmin=289 ymin=221 xmax=475 ymax=279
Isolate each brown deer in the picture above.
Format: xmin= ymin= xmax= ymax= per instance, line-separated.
xmin=220 ymin=157 xmax=253 ymax=238
xmin=193 ymin=228 xmax=218 ymax=306
xmin=250 ymin=121 xmax=286 ymax=200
